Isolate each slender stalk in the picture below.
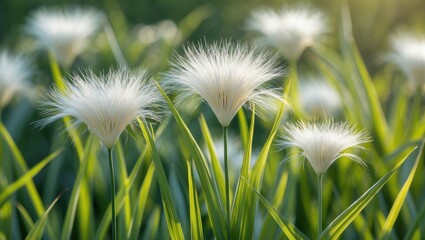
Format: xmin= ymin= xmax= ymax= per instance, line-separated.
xmin=318 ymin=174 xmax=323 ymax=239
xmin=223 ymin=126 xmax=230 ymax=237
xmin=408 ymin=88 xmax=422 ymax=138
xmin=104 ymin=20 xmax=128 ymax=67
xmin=108 ymin=147 xmax=117 ymax=240
xmin=289 ymin=61 xmax=303 ymax=119
xmin=48 ymin=53 xmax=84 ymax=161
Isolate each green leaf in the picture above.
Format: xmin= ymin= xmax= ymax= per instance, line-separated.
xmin=379 ymin=140 xmax=425 ymax=240
xmin=16 ymin=203 xmax=35 ymax=233
xmin=404 ymin=200 xmax=425 ymax=240
xmin=0 ymin=122 xmax=46 ymax=216
xmin=127 ymin=163 xmax=155 ymax=240
xmin=138 ymin=118 xmax=185 ymax=240
xmin=95 ymin=121 xmax=168 ymax=240
xmin=0 ymin=149 xmax=62 ymax=207
xmin=231 ymin=105 xmax=255 ymax=239
xmin=48 ymin=53 xmax=84 ymax=160
xmin=25 ymin=192 xmax=64 ymax=240
xmin=320 ymin=146 xmax=421 ymax=240
xmin=60 ymin=136 xmax=94 ymax=240
xmin=245 ymin=179 xmax=309 ymax=240
xmin=115 ymin=140 xmax=132 ymax=239
xmin=237 ymin=109 xmax=249 ymax=150
xmin=187 ymin=160 xmax=204 ymax=240
xmin=199 ymin=115 xmax=225 ymax=205
xmin=155 ymin=81 xmax=226 ymax=239
xmin=232 ymin=80 xmax=290 ymax=240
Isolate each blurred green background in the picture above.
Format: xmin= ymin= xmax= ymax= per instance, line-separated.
xmin=2 ymin=0 xmax=425 ymax=68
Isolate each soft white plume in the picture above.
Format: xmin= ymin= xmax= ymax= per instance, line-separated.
xmin=247 ymin=5 xmax=328 ymax=61
xmin=299 ymin=79 xmax=341 ymax=117
xmin=163 ymin=41 xmax=285 ymax=127
xmin=39 ymin=68 xmax=163 ymax=148
xmin=279 ymin=120 xmax=369 ymax=175
xmin=0 ymin=50 xmax=33 ymax=108
xmin=386 ymin=32 xmax=425 ymax=89
xmin=26 ymin=7 xmax=103 ymax=67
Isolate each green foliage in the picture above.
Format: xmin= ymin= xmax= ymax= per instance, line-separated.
xmin=1 ymin=0 xmax=425 ymax=239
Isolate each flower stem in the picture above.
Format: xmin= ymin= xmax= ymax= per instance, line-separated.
xmin=289 ymin=60 xmax=302 ymax=118
xmin=223 ymin=126 xmax=230 ymax=237
xmin=107 ymin=147 xmax=117 ymax=240
xmin=104 ymin=20 xmax=128 ymax=67
xmin=318 ymin=174 xmax=323 ymax=239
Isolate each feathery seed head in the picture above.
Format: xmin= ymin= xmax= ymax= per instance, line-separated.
xmin=39 ymin=68 xmax=163 ymax=149
xmin=0 ymin=50 xmax=33 ymax=108
xmin=387 ymin=32 xmax=425 ymax=89
xmin=279 ymin=120 xmax=369 ymax=175
xmin=163 ymin=41 xmax=285 ymax=127
xmin=26 ymin=7 xmax=103 ymax=67
xmin=299 ymin=80 xmax=341 ymax=117
xmin=247 ymin=5 xmax=328 ymax=61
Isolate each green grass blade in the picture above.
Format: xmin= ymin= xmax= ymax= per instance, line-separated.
xmin=237 ymin=109 xmax=249 ymax=150
xmin=127 ymin=163 xmax=155 ymax=240
xmin=138 ymin=118 xmax=184 ymax=240
xmin=16 ymin=203 xmax=35 ymax=233
xmin=232 ymin=80 xmax=290 ymax=239
xmin=320 ymin=146 xmax=421 ymax=239
xmin=24 ymin=195 xmax=62 ymax=240
xmin=178 ymin=5 xmax=211 ymax=42
xmin=404 ymin=200 xmax=425 ymax=240
xmin=379 ymin=140 xmax=424 ymax=240
xmin=95 ymin=122 xmax=168 ymax=240
xmin=245 ymin=179 xmax=309 ymax=240
xmin=241 ymin=106 xmax=255 ymax=178
xmin=338 ymin=4 xmax=390 ymax=154
xmin=0 ymin=122 xmax=47 ymax=216
xmin=0 ymin=149 xmax=62 ymax=207
xmin=258 ymin=169 xmax=290 ymax=240
xmin=142 ymin=207 xmax=162 ymax=239
xmin=199 ymin=115 xmax=225 ymax=205
xmin=351 ymin=43 xmax=390 ymax=154
xmin=48 ymin=53 xmax=84 ymax=161
xmin=60 ymin=136 xmax=93 ymax=240
xmin=25 ymin=192 xmax=63 ymax=240
xmin=187 ymin=160 xmax=204 ymax=240
xmin=155 ymin=81 xmax=226 ymax=239
xmin=231 ymin=106 xmax=255 ymax=239
xmin=114 ymin=140 xmax=132 ymax=239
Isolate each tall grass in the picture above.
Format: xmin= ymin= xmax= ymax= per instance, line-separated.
xmin=0 ymin=1 xmax=425 ymax=240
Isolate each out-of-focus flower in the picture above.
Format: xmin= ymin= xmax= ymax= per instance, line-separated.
xmin=299 ymin=80 xmax=341 ymax=117
xmin=163 ymin=41 xmax=285 ymax=127
xmin=387 ymin=32 xmax=425 ymax=90
xmin=25 ymin=7 xmax=103 ymax=67
xmin=279 ymin=120 xmax=369 ymax=175
xmin=247 ymin=5 xmax=328 ymax=61
xmin=0 ymin=50 xmax=33 ymax=108
xmin=39 ymin=68 xmax=163 ymax=149
xmin=136 ymin=20 xmax=182 ymax=46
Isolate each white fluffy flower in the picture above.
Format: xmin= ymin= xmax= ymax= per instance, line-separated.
xmin=387 ymin=32 xmax=425 ymax=89
xmin=39 ymin=68 xmax=163 ymax=148
xmin=0 ymin=50 xmax=33 ymax=108
xmin=299 ymin=80 xmax=341 ymax=117
xmin=163 ymin=41 xmax=284 ymax=127
xmin=26 ymin=7 xmax=103 ymax=67
xmin=279 ymin=120 xmax=369 ymax=175
xmin=247 ymin=5 xmax=328 ymax=61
